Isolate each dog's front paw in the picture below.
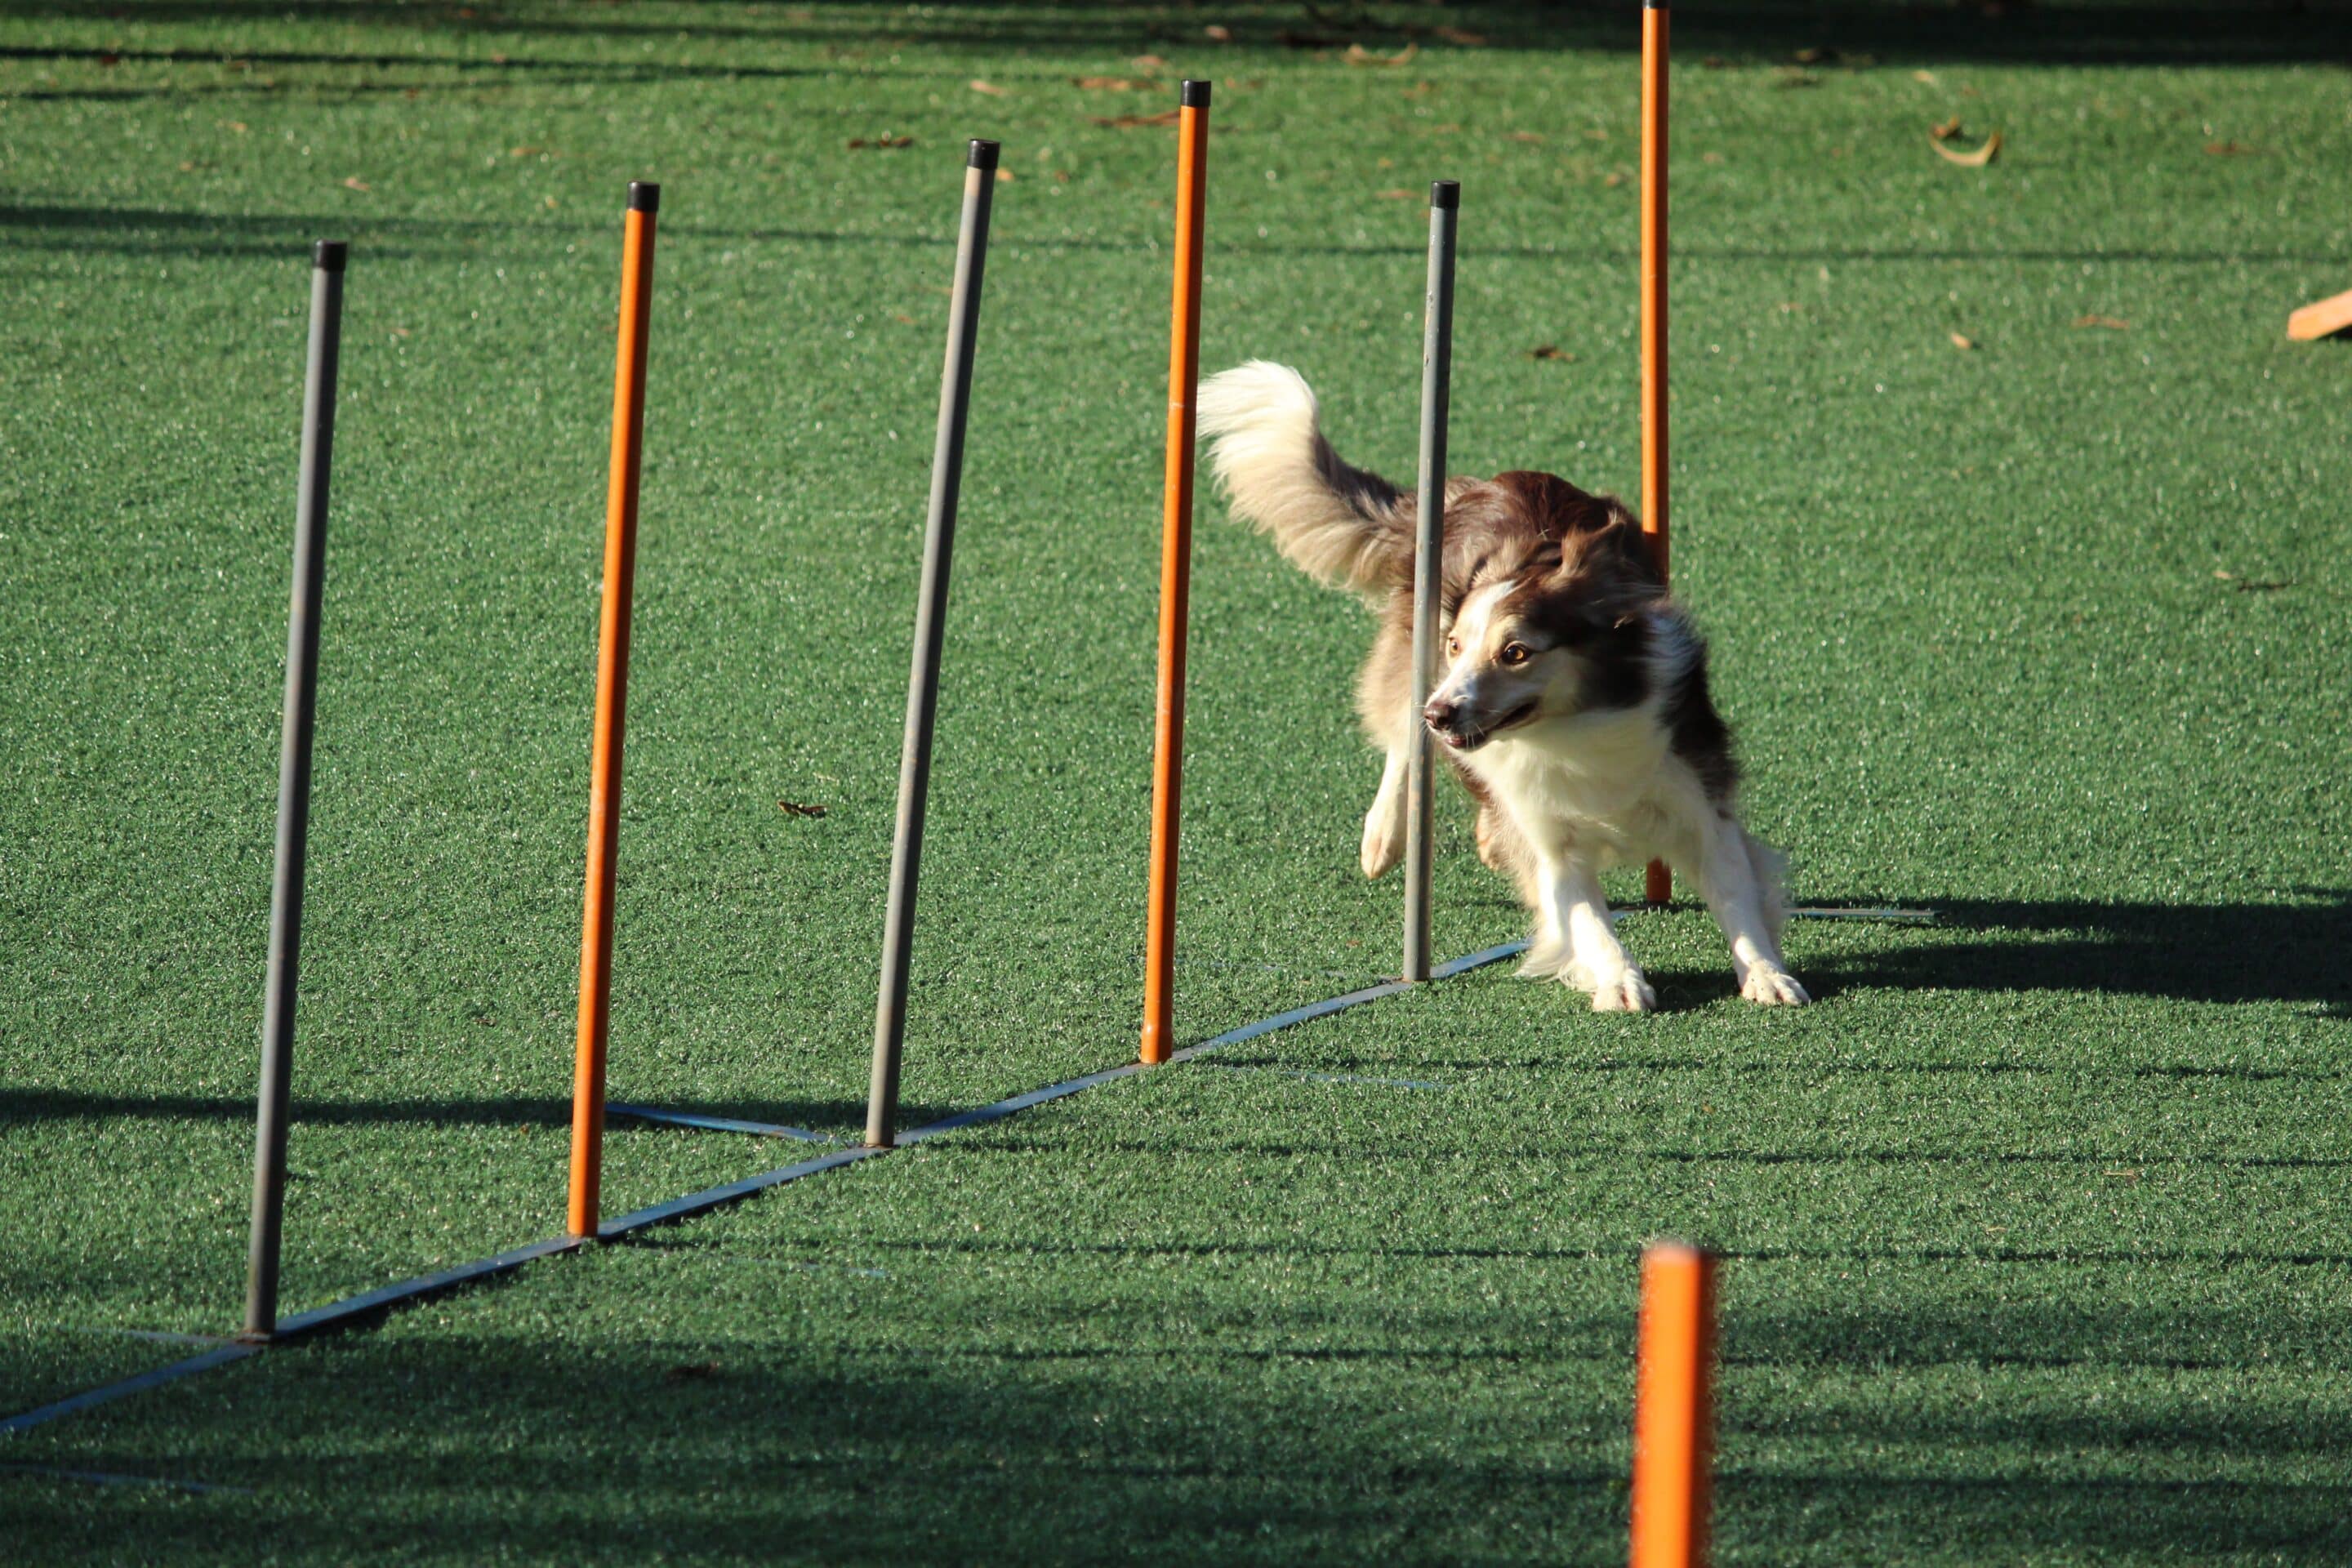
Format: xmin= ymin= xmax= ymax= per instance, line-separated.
xmin=1740 ymin=964 xmax=1811 ymax=1006
xmin=1360 ymin=806 xmax=1404 ymax=880
xmin=1588 ymin=967 xmax=1657 ymax=1013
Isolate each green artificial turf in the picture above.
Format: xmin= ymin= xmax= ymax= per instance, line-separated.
xmin=3 ymin=1 xmax=2350 ymax=1560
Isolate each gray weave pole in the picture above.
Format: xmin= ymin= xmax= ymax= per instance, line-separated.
xmin=243 ymin=239 xmax=348 ymax=1339
xmin=1402 ymin=181 xmax=1458 ymax=983
xmin=866 ymin=140 xmax=1000 ymax=1149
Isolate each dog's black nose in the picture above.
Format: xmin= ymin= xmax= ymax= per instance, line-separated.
xmin=1423 ymin=697 xmax=1460 ymax=733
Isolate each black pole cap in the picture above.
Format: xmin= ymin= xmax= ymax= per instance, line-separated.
xmin=968 ymin=138 xmax=1001 ymax=171
xmin=1430 ymin=180 xmax=1460 ymax=210
xmin=1181 ymin=78 xmax=1211 ymax=108
xmin=312 ymin=239 xmax=349 ymax=272
xmin=627 ymin=180 xmax=661 ymax=213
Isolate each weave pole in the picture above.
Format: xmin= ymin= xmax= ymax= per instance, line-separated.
xmin=1640 ymin=1 xmax=1673 ymax=906
xmin=1629 ymin=1242 xmax=1717 ymax=1568
xmin=866 ymin=140 xmax=1000 ymax=1149
xmin=567 ymin=180 xmax=659 ymax=1240
xmin=1139 ymin=79 xmax=1211 ymax=1067
xmin=1402 ymin=180 xmax=1459 ymax=984
xmin=242 ymin=238 xmax=349 ymax=1340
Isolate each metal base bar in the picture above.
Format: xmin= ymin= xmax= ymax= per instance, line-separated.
xmin=608 ymin=1102 xmax=840 ymax=1143
xmin=0 ymin=1344 xmax=259 ymax=1437
xmin=2 ymin=938 xmax=1529 ymax=1437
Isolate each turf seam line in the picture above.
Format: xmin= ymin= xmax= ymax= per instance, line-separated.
xmin=0 ymin=939 xmax=1526 ymax=1435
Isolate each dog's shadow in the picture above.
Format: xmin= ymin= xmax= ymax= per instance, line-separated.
xmin=1776 ymin=893 xmax=2352 ymax=1017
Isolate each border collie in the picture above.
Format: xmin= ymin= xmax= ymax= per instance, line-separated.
xmin=1196 ymin=361 xmax=1807 ymax=1012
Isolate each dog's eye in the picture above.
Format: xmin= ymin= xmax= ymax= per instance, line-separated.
xmin=1446 ymin=637 xmax=1460 ymax=657
xmin=1499 ymin=643 xmax=1531 ymax=666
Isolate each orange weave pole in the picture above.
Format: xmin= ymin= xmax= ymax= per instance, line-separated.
xmin=1140 ymin=82 xmax=1211 ymax=1067
xmin=1629 ymin=1242 xmax=1717 ymax=1568
xmin=1640 ymin=3 xmax=1673 ymax=907
xmin=567 ymin=182 xmax=658 ymax=1240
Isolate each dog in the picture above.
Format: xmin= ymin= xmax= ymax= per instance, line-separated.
xmin=1195 ymin=361 xmax=1808 ymax=1012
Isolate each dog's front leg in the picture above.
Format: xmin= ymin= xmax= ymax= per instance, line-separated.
xmin=1697 ymin=816 xmax=1810 ymax=1006
xmin=1359 ymin=741 xmax=1410 ymax=879
xmin=1539 ymin=853 xmax=1655 ymax=1013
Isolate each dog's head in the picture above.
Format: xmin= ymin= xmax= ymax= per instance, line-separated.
xmin=1422 ymin=489 xmax=1664 ymax=753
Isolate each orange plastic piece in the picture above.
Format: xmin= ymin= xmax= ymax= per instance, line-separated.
xmin=1640 ymin=6 xmax=1673 ymax=908
xmin=2287 ymin=287 xmax=2352 ymax=341
xmin=1141 ymin=93 xmax=1210 ymax=1067
xmin=1630 ymin=1241 xmax=1717 ymax=1568
xmin=567 ymin=194 xmax=657 ymax=1239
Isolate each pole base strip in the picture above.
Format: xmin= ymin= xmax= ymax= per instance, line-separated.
xmin=1 ymin=938 xmax=1530 ymax=1437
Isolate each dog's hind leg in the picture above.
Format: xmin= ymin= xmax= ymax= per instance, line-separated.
xmin=1360 ymin=740 xmax=1410 ymax=879
xmin=1695 ymin=815 xmax=1809 ymax=1005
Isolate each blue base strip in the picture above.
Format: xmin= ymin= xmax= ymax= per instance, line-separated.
xmin=608 ymin=1102 xmax=840 ymax=1143
xmin=0 ymin=1344 xmax=258 ymax=1437
xmin=0 ymin=939 xmax=1528 ymax=1437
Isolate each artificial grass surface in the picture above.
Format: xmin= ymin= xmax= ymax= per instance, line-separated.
xmin=3 ymin=0 xmax=2349 ymax=1560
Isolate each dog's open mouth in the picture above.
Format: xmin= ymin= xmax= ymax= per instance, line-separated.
xmin=1437 ymin=700 xmax=1539 ymax=752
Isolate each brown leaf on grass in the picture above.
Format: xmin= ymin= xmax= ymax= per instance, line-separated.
xmin=2203 ymin=140 xmax=2261 ymax=157
xmin=1402 ymin=79 xmax=1437 ymax=98
xmin=222 ymin=120 xmax=249 ymax=132
xmin=1132 ymin=53 xmax=1170 ymax=71
xmin=891 ymin=313 xmax=916 ymax=325
xmin=1913 ymin=69 xmax=1939 ymax=84
xmin=1375 ymin=188 xmax=1416 ymax=200
xmin=1949 ymin=332 xmax=1976 ymax=350
xmin=1072 ymin=75 xmax=1150 ymax=91
xmin=1432 ymin=25 xmax=1486 ymax=45
xmin=848 ymin=134 xmax=915 ymax=149
xmin=1089 ymin=109 xmax=1181 ymax=128
xmin=1929 ymin=115 xmax=1964 ymax=141
xmin=776 ymin=800 xmax=829 ymax=817
xmin=995 ymin=167 xmax=1014 ymax=182
xmin=2073 ymin=314 xmax=2130 ymax=330
xmin=1204 ymin=24 xmax=1232 ymax=41
xmin=969 ymin=78 xmax=1009 ymax=96
xmin=1508 ymin=131 xmax=1544 ymax=144
xmin=1527 ymin=345 xmax=1575 ymax=361
xmin=1931 ymin=128 xmax=2001 ymax=166
xmin=1345 ymin=42 xmax=1420 ymax=67
xmin=1603 ymin=172 xmax=1624 ymax=187
xmin=341 ymin=176 xmax=370 ymax=191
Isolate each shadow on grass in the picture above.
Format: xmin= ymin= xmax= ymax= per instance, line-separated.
xmin=0 ymin=1090 xmax=893 ymax=1134
xmin=1 ymin=1 xmax=2346 ymax=68
xmin=1797 ymin=895 xmax=2352 ymax=1016
xmin=3 ymin=1309 xmax=2348 ymax=1562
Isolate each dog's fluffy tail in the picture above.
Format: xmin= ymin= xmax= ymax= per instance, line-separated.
xmin=1196 ymin=361 xmax=1411 ymax=595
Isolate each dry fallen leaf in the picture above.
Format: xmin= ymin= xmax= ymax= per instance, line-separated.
xmin=1132 ymin=53 xmax=1170 ymax=71
xmin=341 ymin=176 xmax=370 ymax=191
xmin=2073 ymin=314 xmax=2130 ymax=330
xmin=2203 ymin=140 xmax=2261 ymax=157
xmin=1528 ymin=345 xmax=1574 ymax=361
xmin=1929 ymin=115 xmax=1964 ymax=141
xmin=1931 ymin=128 xmax=2002 ymax=166
xmin=1949 ymin=332 xmax=1976 ymax=350
xmin=969 ymin=78 xmax=1008 ymax=96
xmin=1344 ymin=42 xmax=1419 ymax=67
xmin=1604 ymin=172 xmax=1625 ymax=187
xmin=1089 ymin=109 xmax=1181 ymax=128
xmin=1204 ymin=23 xmax=1232 ymax=41
xmin=1508 ymin=131 xmax=1544 ymax=144
xmin=848 ymin=134 xmax=915 ymax=149
xmin=892 ymin=312 xmax=916 ymax=325
xmin=2213 ymin=569 xmax=2234 ymax=580
xmin=995 ymin=167 xmax=1014 ymax=182
xmin=776 ymin=800 xmax=828 ymax=818
xmin=1375 ymin=188 xmax=1416 ymax=199
xmin=1913 ymin=69 xmax=1939 ymax=84
xmin=1701 ymin=151 xmax=1725 ymax=164
xmin=1072 ymin=75 xmax=1148 ymax=91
